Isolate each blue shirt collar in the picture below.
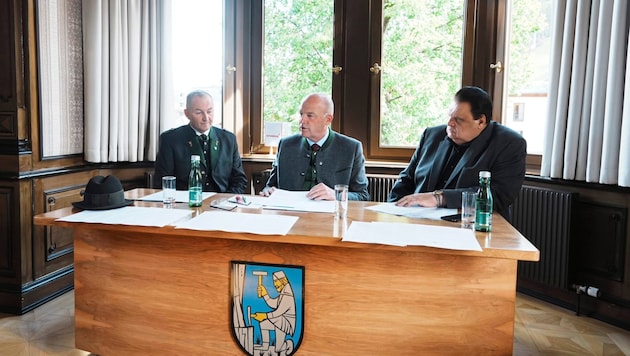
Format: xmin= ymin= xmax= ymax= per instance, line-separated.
xmin=306 ymin=128 xmax=330 ymax=147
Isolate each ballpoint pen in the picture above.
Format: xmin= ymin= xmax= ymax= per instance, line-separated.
xmin=234 ymin=195 xmax=251 ymax=206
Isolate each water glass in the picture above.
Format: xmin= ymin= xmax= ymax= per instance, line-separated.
xmin=334 ymin=184 xmax=349 ymax=219
xmin=461 ymin=191 xmax=477 ymax=228
xmin=162 ymin=176 xmax=176 ymax=206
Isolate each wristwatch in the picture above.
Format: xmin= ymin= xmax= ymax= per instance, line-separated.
xmin=433 ymin=190 xmax=444 ymax=207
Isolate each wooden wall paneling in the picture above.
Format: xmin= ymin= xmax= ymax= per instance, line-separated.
xmin=17 ymin=0 xmax=28 ymax=141
xmin=33 ymin=168 xmax=154 ymax=278
xmin=27 ymin=0 xmax=39 ymax=162
xmin=18 ymin=153 xmax=31 ymax=172
xmin=40 ymin=197 xmax=77 ymax=278
xmin=0 ymin=0 xmax=17 ymax=111
xmin=7 ymin=167 xmax=149 ymax=314
xmin=19 ymin=180 xmax=32 ymax=283
xmin=0 ymin=181 xmax=25 ymax=314
xmin=32 ymin=170 xmax=96 ymax=279
xmin=0 ymin=112 xmax=17 ymax=139
xmin=0 ymin=184 xmax=19 ymax=280
xmin=99 ymin=167 xmax=153 ymax=189
xmin=32 ymin=174 xmax=86 ymax=279
xmin=0 ymin=156 xmax=19 ymax=175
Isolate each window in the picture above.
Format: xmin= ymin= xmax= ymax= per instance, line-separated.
xmin=500 ymin=0 xmax=553 ymax=155
xmin=378 ymin=0 xmax=464 ymax=148
xmin=261 ymin=0 xmax=334 ymax=143
xmin=246 ymin=1 xmax=507 ymax=162
xmin=36 ymin=0 xmax=83 ymax=158
xmin=170 ymin=0 xmax=224 ymax=130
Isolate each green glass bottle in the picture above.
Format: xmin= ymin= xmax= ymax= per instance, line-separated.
xmin=474 ymin=171 xmax=493 ymax=232
xmin=188 ymin=155 xmax=203 ymax=207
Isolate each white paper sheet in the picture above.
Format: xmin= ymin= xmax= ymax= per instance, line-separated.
xmin=175 ymin=211 xmax=298 ymax=235
xmin=56 ymin=207 xmax=193 ymax=227
xmin=343 ymin=221 xmax=482 ymax=251
xmin=341 ymin=221 xmax=407 ymax=246
xmin=366 ymin=202 xmax=457 ymax=220
xmin=244 ymin=189 xmax=335 ymax=213
xmin=137 ymin=190 xmax=216 ymax=203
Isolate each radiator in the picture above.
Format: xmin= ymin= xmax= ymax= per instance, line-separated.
xmin=512 ymin=185 xmax=577 ymax=289
xmin=367 ymin=174 xmax=399 ymax=202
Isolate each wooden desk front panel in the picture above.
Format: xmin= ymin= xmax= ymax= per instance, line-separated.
xmin=74 ymin=227 xmax=516 ymax=355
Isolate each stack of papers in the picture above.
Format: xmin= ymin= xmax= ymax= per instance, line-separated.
xmin=367 ymin=203 xmax=457 ymax=220
xmin=56 ymin=207 xmax=193 ymax=227
xmin=343 ymin=221 xmax=482 ymax=251
xmin=176 ymin=211 xmax=298 ymax=235
xmin=137 ymin=190 xmax=216 ymax=203
xmin=245 ymin=189 xmax=335 ymax=213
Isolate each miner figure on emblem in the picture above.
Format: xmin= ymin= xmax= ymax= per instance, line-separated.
xmin=251 ymin=271 xmax=296 ymax=355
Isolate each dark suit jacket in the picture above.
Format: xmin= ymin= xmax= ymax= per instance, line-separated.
xmin=388 ymin=121 xmax=526 ymax=219
xmin=154 ymin=125 xmax=247 ymax=193
xmin=265 ymin=131 xmax=370 ymax=201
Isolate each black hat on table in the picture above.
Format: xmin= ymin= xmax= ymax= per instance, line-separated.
xmin=72 ymin=175 xmax=134 ymax=210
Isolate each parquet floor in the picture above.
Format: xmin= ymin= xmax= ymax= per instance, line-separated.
xmin=514 ymin=293 xmax=630 ymax=355
xmin=0 ymin=291 xmax=628 ymax=355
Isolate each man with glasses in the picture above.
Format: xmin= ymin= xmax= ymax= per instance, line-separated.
xmin=260 ymin=93 xmax=369 ymax=201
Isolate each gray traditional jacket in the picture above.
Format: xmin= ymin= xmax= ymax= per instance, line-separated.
xmin=265 ymin=130 xmax=369 ymax=201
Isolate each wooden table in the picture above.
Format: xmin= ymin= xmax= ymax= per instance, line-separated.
xmin=34 ymin=189 xmax=539 ymax=355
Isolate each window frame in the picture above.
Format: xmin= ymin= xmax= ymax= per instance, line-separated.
xmin=238 ymin=0 xmax=535 ymax=166
xmin=492 ymin=0 xmax=544 ymax=174
xmin=366 ymin=0 xmax=477 ymax=159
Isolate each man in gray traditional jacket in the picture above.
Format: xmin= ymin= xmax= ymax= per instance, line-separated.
xmin=261 ymin=93 xmax=369 ymax=201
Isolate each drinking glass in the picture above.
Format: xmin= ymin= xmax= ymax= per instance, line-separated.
xmin=461 ymin=191 xmax=477 ymax=228
xmin=162 ymin=176 xmax=176 ymax=206
xmin=334 ymin=184 xmax=349 ymax=219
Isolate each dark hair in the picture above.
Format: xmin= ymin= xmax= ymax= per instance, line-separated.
xmin=455 ymin=86 xmax=493 ymax=121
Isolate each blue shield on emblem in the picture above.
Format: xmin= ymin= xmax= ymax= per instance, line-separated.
xmin=231 ymin=261 xmax=304 ymax=356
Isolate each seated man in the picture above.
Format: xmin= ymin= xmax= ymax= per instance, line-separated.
xmin=388 ymin=86 xmax=526 ymax=220
xmin=154 ymin=90 xmax=247 ymax=193
xmin=261 ymin=93 xmax=369 ymax=201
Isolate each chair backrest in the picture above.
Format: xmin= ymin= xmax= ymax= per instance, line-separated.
xmin=145 ymin=171 xmax=156 ymax=189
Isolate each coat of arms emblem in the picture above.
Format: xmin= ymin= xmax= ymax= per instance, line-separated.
xmin=231 ymin=261 xmax=304 ymax=356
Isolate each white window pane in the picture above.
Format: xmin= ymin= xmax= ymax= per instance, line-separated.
xmin=263 ymin=0 xmax=334 ymax=142
xmin=171 ymin=0 xmax=224 ymax=130
xmin=380 ymin=0 xmax=464 ymax=148
xmin=503 ymin=0 xmax=553 ymax=155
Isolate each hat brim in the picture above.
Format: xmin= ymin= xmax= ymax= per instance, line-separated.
xmin=72 ymin=199 xmax=134 ymax=211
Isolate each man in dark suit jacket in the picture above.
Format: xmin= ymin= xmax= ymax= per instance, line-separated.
xmin=154 ymin=91 xmax=247 ymax=193
xmin=261 ymin=93 xmax=369 ymax=201
xmin=388 ymin=86 xmax=526 ymax=219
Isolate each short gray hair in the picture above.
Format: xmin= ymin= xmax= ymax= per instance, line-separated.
xmin=186 ymin=90 xmax=213 ymax=110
